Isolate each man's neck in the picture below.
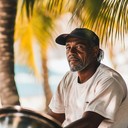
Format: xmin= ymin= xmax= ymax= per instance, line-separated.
xmin=77 ymin=62 xmax=100 ymax=83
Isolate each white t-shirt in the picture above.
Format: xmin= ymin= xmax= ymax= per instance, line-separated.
xmin=49 ymin=64 xmax=128 ymax=128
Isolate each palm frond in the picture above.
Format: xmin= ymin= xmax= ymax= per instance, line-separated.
xmin=69 ymin=0 xmax=128 ymax=45
xmin=21 ymin=0 xmax=36 ymax=18
xmin=46 ymin=0 xmax=64 ymax=16
xmin=15 ymin=1 xmax=54 ymax=76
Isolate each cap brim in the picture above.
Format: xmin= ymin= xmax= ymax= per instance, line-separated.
xmin=55 ymin=34 xmax=89 ymax=45
xmin=55 ymin=34 xmax=69 ymax=45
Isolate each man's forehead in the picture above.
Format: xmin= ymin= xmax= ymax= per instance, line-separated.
xmin=66 ymin=37 xmax=88 ymax=44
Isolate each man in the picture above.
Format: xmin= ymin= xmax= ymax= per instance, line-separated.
xmin=48 ymin=28 xmax=128 ymax=128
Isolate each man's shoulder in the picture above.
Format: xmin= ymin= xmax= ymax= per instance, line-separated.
xmin=96 ymin=64 xmax=127 ymax=86
xmin=61 ymin=71 xmax=77 ymax=88
xmin=98 ymin=63 xmax=127 ymax=90
xmin=63 ymin=71 xmax=77 ymax=80
xmin=99 ymin=63 xmax=115 ymax=71
xmin=99 ymin=63 xmax=122 ymax=77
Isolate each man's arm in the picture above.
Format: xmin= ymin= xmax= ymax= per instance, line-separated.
xmin=48 ymin=108 xmax=105 ymax=128
xmin=47 ymin=108 xmax=65 ymax=124
xmin=64 ymin=111 xmax=105 ymax=128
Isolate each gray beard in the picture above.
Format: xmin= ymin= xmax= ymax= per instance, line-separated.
xmin=69 ymin=62 xmax=88 ymax=72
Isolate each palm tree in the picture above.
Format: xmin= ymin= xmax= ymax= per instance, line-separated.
xmin=0 ymin=0 xmax=20 ymax=106
xmin=15 ymin=1 xmax=55 ymax=111
xmin=0 ymin=0 xmax=37 ymax=106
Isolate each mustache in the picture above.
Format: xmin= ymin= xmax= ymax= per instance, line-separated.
xmin=67 ymin=55 xmax=80 ymax=61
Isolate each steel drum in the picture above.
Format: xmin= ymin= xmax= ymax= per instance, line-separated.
xmin=0 ymin=106 xmax=61 ymax=128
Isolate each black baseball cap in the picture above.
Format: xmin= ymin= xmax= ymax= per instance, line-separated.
xmin=55 ymin=28 xmax=99 ymax=46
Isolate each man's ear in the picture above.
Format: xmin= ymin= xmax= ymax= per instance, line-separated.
xmin=93 ymin=46 xmax=99 ymax=57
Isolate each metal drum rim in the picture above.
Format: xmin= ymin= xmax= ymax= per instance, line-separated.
xmin=0 ymin=105 xmax=61 ymax=128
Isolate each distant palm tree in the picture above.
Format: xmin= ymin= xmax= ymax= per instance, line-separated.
xmin=15 ymin=2 xmax=54 ymax=111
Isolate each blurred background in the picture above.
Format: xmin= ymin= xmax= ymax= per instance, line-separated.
xmin=0 ymin=0 xmax=128 ymax=114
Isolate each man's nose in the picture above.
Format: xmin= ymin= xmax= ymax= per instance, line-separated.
xmin=68 ymin=47 xmax=76 ymax=53
xmin=67 ymin=47 xmax=77 ymax=58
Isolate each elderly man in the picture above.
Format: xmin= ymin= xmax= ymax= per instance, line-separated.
xmin=48 ymin=28 xmax=128 ymax=128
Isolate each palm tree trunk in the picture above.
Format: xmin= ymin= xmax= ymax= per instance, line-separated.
xmin=42 ymin=52 xmax=52 ymax=111
xmin=0 ymin=0 xmax=20 ymax=106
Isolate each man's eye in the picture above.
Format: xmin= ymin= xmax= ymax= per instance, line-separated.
xmin=66 ymin=46 xmax=70 ymax=50
xmin=76 ymin=45 xmax=85 ymax=50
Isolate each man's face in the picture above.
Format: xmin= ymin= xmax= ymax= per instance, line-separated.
xmin=66 ymin=37 xmax=98 ymax=72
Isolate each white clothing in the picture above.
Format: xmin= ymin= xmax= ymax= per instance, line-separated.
xmin=49 ymin=64 xmax=128 ymax=127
